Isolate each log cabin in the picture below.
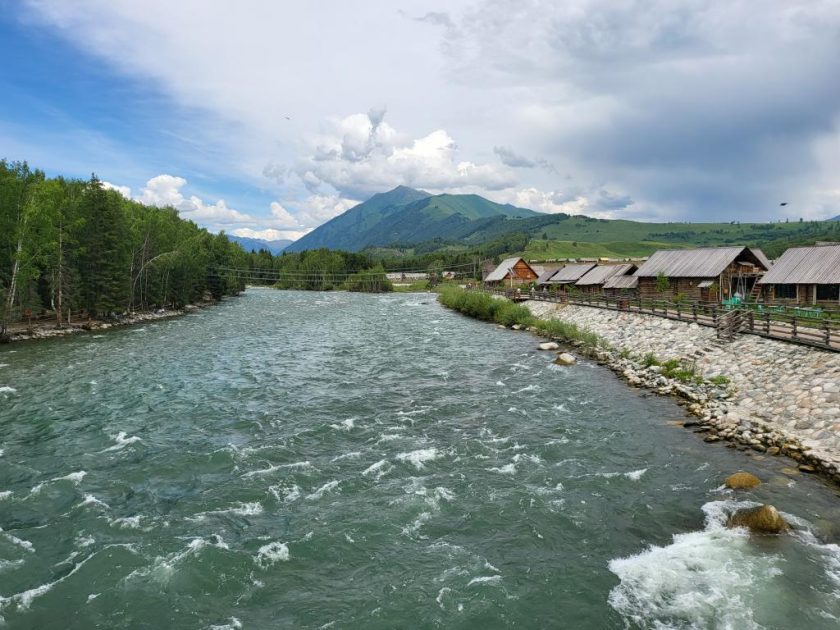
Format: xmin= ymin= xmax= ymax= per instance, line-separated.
xmin=633 ymin=246 xmax=770 ymax=302
xmin=484 ymin=257 xmax=539 ymax=287
xmin=757 ymin=244 xmax=840 ymax=306
xmin=574 ymin=263 xmax=637 ymax=295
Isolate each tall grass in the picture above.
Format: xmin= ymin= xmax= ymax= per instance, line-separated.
xmin=437 ymin=287 xmax=607 ymax=348
xmin=437 ymin=286 xmax=533 ymax=327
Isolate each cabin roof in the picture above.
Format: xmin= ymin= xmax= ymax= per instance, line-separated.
xmin=536 ymin=269 xmax=557 ymax=284
xmin=575 ymin=263 xmax=636 ymax=286
xmin=603 ymin=274 xmax=639 ymax=289
xmin=485 ymin=257 xmax=535 ymax=282
xmin=549 ymin=263 xmax=596 ymax=283
xmin=634 ymin=247 xmax=768 ymax=278
xmin=758 ymin=244 xmax=840 ymax=285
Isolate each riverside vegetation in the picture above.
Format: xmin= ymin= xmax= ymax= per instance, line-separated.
xmin=0 ymin=160 xmax=248 ymax=337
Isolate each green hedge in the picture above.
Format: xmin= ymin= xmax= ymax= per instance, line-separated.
xmin=437 ymin=286 xmax=533 ymax=327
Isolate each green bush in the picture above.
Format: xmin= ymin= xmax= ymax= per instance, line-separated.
xmin=437 ymin=286 xmax=533 ymax=327
xmin=641 ymin=352 xmax=660 ymax=367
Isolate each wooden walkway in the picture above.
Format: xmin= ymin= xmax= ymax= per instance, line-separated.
xmin=490 ymin=289 xmax=840 ymax=352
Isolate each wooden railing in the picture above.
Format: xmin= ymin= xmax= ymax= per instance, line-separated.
xmin=485 ymin=288 xmax=840 ymax=352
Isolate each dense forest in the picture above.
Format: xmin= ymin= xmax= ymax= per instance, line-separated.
xmin=0 ymin=160 xmax=248 ymax=336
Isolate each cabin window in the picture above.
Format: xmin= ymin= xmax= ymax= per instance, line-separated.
xmin=816 ymin=284 xmax=839 ymax=301
xmin=774 ymin=284 xmax=797 ymax=299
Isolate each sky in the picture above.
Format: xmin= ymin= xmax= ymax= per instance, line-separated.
xmin=1 ymin=0 xmax=839 ymax=242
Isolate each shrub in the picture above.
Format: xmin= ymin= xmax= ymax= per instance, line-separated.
xmin=641 ymin=352 xmax=660 ymax=367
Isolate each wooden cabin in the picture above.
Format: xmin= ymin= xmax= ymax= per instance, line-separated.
xmin=547 ymin=263 xmax=596 ymax=293
xmin=633 ymin=247 xmax=769 ymax=302
xmin=757 ymin=244 xmax=840 ymax=306
xmin=575 ymin=263 xmax=637 ymax=295
xmin=603 ymin=274 xmax=639 ymax=296
xmin=484 ymin=257 xmax=539 ymax=287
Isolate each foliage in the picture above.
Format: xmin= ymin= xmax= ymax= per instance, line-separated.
xmin=0 ymin=160 xmax=247 ymax=332
xmin=641 ymin=352 xmax=660 ymax=367
xmin=343 ymin=264 xmax=393 ymax=293
xmin=709 ymin=374 xmax=731 ymax=386
xmin=655 ymin=272 xmax=669 ymax=294
xmin=531 ymin=317 xmax=607 ymax=348
xmin=437 ymin=286 xmax=534 ymax=327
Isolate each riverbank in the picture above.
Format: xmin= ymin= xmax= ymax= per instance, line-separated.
xmin=523 ymin=300 xmax=840 ymax=485
xmin=0 ymin=300 xmax=219 ymax=344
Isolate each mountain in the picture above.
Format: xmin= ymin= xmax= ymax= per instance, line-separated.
xmin=831 ymin=215 xmax=840 ymax=221
xmin=285 ymin=186 xmax=538 ymax=252
xmin=228 ymin=235 xmax=292 ymax=254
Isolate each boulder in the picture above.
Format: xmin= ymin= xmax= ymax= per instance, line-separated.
xmin=724 ymin=472 xmax=761 ymax=490
xmin=727 ymin=504 xmax=790 ymax=534
xmin=554 ymin=353 xmax=576 ymax=366
xmin=539 ymin=342 xmax=560 ymax=351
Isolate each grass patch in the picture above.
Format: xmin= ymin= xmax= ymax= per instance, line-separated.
xmin=437 ymin=286 xmax=534 ymax=328
xmin=709 ymin=374 xmax=730 ymax=386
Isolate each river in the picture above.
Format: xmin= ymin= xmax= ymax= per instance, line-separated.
xmin=1 ymin=288 xmax=839 ymax=628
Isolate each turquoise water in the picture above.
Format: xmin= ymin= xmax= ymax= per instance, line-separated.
xmin=1 ymin=288 xmax=839 ymax=629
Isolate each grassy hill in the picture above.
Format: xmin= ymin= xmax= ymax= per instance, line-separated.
xmin=286 ymin=186 xmax=840 ymax=259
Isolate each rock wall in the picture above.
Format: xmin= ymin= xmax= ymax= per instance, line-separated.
xmin=524 ymin=301 xmax=840 ymax=480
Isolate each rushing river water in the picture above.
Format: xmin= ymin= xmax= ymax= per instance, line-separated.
xmin=1 ymin=288 xmax=840 ymax=629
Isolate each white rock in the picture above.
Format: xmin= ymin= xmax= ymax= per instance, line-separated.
xmin=539 ymin=342 xmax=560 ymax=351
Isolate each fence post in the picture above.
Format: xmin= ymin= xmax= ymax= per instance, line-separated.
xmin=764 ymin=312 xmax=770 ymax=334
xmin=712 ymin=305 xmax=718 ymax=327
xmin=748 ymin=310 xmax=754 ymax=332
xmin=692 ymin=303 xmax=697 ymax=322
xmin=676 ymin=302 xmax=681 ymax=320
xmin=824 ymin=321 xmax=831 ymax=348
xmin=792 ymin=316 xmax=798 ymax=339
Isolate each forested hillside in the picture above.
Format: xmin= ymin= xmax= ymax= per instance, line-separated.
xmin=0 ymin=161 xmax=247 ymax=335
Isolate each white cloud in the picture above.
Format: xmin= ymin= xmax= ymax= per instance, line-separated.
xmin=136 ymin=174 xmax=254 ymax=226
xmin=294 ymin=111 xmax=517 ymax=199
xmin=269 ymin=202 xmax=299 ymax=229
xmin=294 ymin=194 xmax=359 ymax=228
xmin=101 ymin=181 xmax=131 ymax=198
xmin=232 ymin=227 xmax=310 ymax=242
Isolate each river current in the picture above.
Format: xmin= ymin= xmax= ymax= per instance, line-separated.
xmin=1 ymin=288 xmax=839 ymax=628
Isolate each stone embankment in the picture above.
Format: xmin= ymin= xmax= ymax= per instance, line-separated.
xmin=2 ymin=303 xmax=209 ymax=343
xmin=525 ymin=301 xmax=840 ymax=485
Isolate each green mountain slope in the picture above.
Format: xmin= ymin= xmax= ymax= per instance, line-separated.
xmin=286 ymin=187 xmax=538 ymax=252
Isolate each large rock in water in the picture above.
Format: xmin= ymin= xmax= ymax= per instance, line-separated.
xmin=727 ymin=504 xmax=790 ymax=534
xmin=554 ymin=353 xmax=576 ymax=366
xmin=539 ymin=342 xmax=560 ymax=351
xmin=724 ymin=471 xmax=761 ymax=490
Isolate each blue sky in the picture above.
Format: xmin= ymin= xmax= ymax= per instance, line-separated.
xmin=2 ymin=1 xmax=839 ymax=241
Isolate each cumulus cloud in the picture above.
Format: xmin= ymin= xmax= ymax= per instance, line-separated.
xmin=102 ymin=181 xmax=131 ymax=198
xmin=136 ymin=175 xmax=253 ymax=226
xmin=293 ymin=110 xmax=517 ymax=199
xmin=231 ymin=227 xmax=310 ymax=242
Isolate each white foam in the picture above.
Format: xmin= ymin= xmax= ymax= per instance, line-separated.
xmin=110 ymin=515 xmax=143 ymax=529
xmin=0 ymin=386 xmax=16 ymax=394
xmin=269 ymin=484 xmax=301 ymax=503
xmin=363 ymin=459 xmax=391 ymax=480
xmin=1 ymin=528 xmax=35 ymax=552
xmin=0 ymin=363 xmax=9 ymax=368
xmin=0 ymin=491 xmax=11 ymax=500
xmin=255 ymin=541 xmax=290 ymax=567
xmin=0 ymin=552 xmax=93 ymax=613
xmin=330 ymin=418 xmax=356 ymax=431
xmin=396 ymin=448 xmax=442 ymax=470
xmin=102 ymin=431 xmax=142 ymax=452
xmin=244 ymin=461 xmax=313 ymax=477
xmin=192 ymin=502 xmax=263 ymax=519
xmin=467 ymin=575 xmax=502 ymax=587
xmin=86 ymin=593 xmax=100 ymax=603
xmin=306 ymin=480 xmax=340 ymax=500
xmin=331 ymin=451 xmax=361 ymax=462
xmin=488 ymin=463 xmax=516 ymax=475
xmin=80 ymin=494 xmax=110 ymax=510
xmin=208 ymin=617 xmax=243 ymax=630
xmin=514 ymin=384 xmax=540 ymax=393
xmin=597 ymin=469 xmax=647 ymax=481
xmin=607 ymin=500 xmax=790 ymax=628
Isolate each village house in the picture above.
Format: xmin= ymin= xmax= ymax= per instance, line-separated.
xmin=546 ymin=263 xmax=596 ymax=292
xmin=484 ymin=257 xmax=539 ymax=287
xmin=603 ymin=274 xmax=639 ymax=296
xmin=633 ymin=246 xmax=770 ymax=302
xmin=757 ymin=244 xmax=840 ymax=306
xmin=574 ymin=263 xmax=637 ymax=295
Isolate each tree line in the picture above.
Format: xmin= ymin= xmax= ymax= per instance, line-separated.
xmin=0 ymin=160 xmax=248 ymax=335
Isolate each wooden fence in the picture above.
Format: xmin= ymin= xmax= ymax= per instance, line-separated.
xmin=487 ymin=288 xmax=840 ymax=352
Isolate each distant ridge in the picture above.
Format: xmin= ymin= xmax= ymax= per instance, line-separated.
xmin=228 ymin=235 xmax=292 ymax=254
xmin=285 ymin=186 xmax=538 ymax=252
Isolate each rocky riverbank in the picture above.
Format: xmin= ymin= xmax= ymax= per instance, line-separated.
xmin=0 ymin=302 xmax=216 ymax=343
xmin=524 ymin=300 xmax=840 ymax=486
